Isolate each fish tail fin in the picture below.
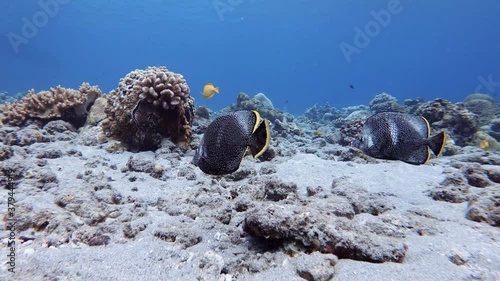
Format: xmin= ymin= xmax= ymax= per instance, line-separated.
xmin=249 ymin=119 xmax=270 ymax=158
xmin=428 ymin=131 xmax=446 ymax=157
xmin=214 ymin=87 xmax=219 ymax=93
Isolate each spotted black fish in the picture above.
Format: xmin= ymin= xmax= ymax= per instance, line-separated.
xmin=192 ymin=110 xmax=270 ymax=175
xmin=352 ymin=112 xmax=446 ymax=165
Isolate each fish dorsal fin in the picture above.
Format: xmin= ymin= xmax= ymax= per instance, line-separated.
xmin=250 ymin=119 xmax=270 ymax=158
xmin=251 ymin=110 xmax=261 ymax=134
xmin=421 ymin=116 xmax=431 ymax=138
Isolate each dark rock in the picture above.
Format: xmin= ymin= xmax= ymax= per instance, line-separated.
xmin=243 ymin=204 xmax=407 ymax=263
xmin=43 ymin=120 xmax=76 ymax=134
xmin=195 ymin=106 xmax=210 ymax=119
xmin=263 ymin=179 xmax=297 ymax=201
xmin=3 ymin=127 xmax=49 ymax=146
xmin=430 ymin=173 xmax=470 ymax=203
xmin=36 ymin=149 xmax=63 ymax=159
xmin=306 ymin=186 xmax=324 ymax=197
xmin=448 ymin=248 xmax=471 ymax=266
xmin=319 ymin=196 xmax=356 ymax=219
xmin=291 ymin=252 xmax=337 ymax=281
xmin=0 ymin=159 xmax=29 ymax=180
xmin=466 ymin=186 xmax=500 ymax=227
xmin=154 ymin=228 xmax=202 ymax=249
xmin=463 ymin=165 xmax=491 ymax=187
xmin=0 ymin=144 xmax=12 ymax=161
xmin=126 ymin=155 xmax=154 ymax=173
xmin=483 ymin=165 xmax=500 ymax=183
xmin=88 ymin=235 xmax=111 ymax=246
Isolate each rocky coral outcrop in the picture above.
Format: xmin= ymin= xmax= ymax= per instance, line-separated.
xmin=466 ymin=185 xmax=500 ymax=227
xmin=304 ymin=104 xmax=346 ymax=123
xmin=225 ymin=92 xmax=291 ymax=123
xmin=464 ymin=93 xmax=498 ymax=125
xmin=488 ymin=118 xmax=500 ymax=142
xmin=101 ymin=66 xmax=194 ymax=150
xmin=338 ymin=118 xmax=365 ymax=146
xmin=369 ymin=92 xmax=405 ymax=114
xmin=243 ymin=204 xmax=407 ymax=263
xmin=416 ymin=98 xmax=479 ymax=146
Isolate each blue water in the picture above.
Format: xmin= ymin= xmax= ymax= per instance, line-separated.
xmin=1 ymin=0 xmax=499 ymax=115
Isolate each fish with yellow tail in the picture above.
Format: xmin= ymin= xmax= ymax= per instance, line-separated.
xmin=192 ymin=110 xmax=270 ymax=175
xmin=352 ymin=112 xmax=447 ymax=165
xmin=202 ymin=83 xmax=219 ymax=99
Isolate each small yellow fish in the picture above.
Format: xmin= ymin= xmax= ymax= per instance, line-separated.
xmin=479 ymin=139 xmax=489 ymax=150
xmin=202 ymin=83 xmax=219 ymax=99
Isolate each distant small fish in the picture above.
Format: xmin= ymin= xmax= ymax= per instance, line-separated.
xmin=479 ymin=139 xmax=489 ymax=150
xmin=313 ymin=130 xmax=323 ymax=137
xmin=202 ymin=83 xmax=219 ymax=99
xmin=352 ymin=112 xmax=447 ymax=165
xmin=192 ymin=110 xmax=270 ymax=175
xmin=349 ymin=84 xmax=354 ymax=89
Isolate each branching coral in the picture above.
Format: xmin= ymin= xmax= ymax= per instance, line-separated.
xmin=102 ymin=66 xmax=194 ymax=150
xmin=0 ymin=83 xmax=101 ymax=127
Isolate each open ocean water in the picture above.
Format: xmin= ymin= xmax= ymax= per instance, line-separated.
xmin=1 ymin=0 xmax=499 ymax=115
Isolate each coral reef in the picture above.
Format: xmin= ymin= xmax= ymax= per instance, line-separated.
xmin=102 ymin=66 xmax=194 ymax=150
xmin=488 ymin=118 xmax=500 ymax=142
xmin=304 ymin=104 xmax=346 ymax=123
xmin=415 ymin=98 xmax=479 ymax=146
xmin=225 ymin=92 xmax=291 ymax=123
xmin=253 ymin=93 xmax=274 ymax=110
xmin=0 ymin=83 xmax=101 ymax=127
xmin=369 ymin=92 xmax=405 ymax=114
xmin=338 ymin=118 xmax=365 ymax=146
xmin=464 ymin=93 xmax=498 ymax=125
xmin=194 ymin=106 xmax=210 ymax=120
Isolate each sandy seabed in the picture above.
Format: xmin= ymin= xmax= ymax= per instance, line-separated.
xmin=0 ymin=120 xmax=499 ymax=281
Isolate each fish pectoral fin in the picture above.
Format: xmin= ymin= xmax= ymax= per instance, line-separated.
xmin=250 ymin=119 xmax=270 ymax=158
